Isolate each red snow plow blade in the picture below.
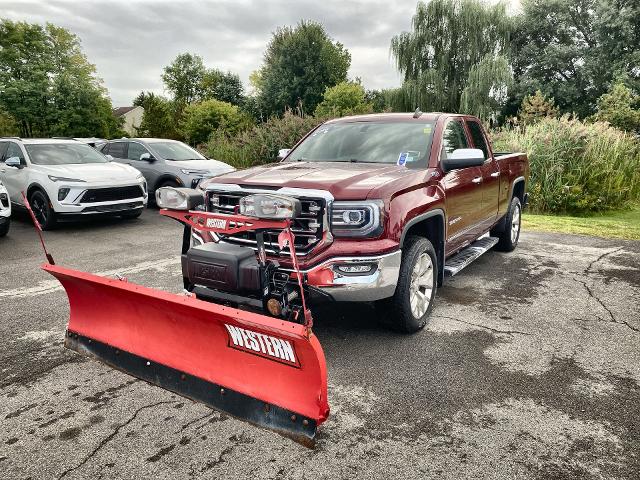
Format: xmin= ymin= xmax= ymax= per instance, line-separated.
xmin=46 ymin=263 xmax=328 ymax=446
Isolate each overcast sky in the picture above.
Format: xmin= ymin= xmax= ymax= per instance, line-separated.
xmin=3 ymin=0 xmax=519 ymax=107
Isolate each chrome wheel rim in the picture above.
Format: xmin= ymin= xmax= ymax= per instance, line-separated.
xmin=410 ymin=252 xmax=433 ymax=318
xmin=511 ymin=204 xmax=521 ymax=243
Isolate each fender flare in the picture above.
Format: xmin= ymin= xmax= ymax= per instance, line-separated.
xmin=508 ymin=176 xmax=525 ymax=202
xmin=399 ymin=208 xmax=446 ymax=248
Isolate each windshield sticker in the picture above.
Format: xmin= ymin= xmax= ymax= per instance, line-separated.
xmin=423 ymin=126 xmax=433 ymax=135
xmin=311 ymin=126 xmax=331 ymax=136
xmin=397 ymin=152 xmax=408 ymax=166
xmin=406 ymin=151 xmax=420 ymax=162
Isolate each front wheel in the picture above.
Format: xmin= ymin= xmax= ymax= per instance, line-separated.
xmin=377 ymin=235 xmax=438 ymax=333
xmin=0 ymin=219 xmax=9 ymax=237
xmin=492 ymin=196 xmax=521 ymax=252
xmin=29 ymin=190 xmax=57 ymax=230
xmin=120 ymin=209 xmax=143 ymax=220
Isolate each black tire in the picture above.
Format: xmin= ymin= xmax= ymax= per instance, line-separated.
xmin=29 ymin=189 xmax=57 ymax=230
xmin=377 ymin=235 xmax=438 ymax=333
xmin=492 ymin=196 xmax=522 ymax=252
xmin=0 ymin=219 xmax=9 ymax=237
xmin=120 ymin=209 xmax=143 ymax=220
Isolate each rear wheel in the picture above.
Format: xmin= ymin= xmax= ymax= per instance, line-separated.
xmin=493 ymin=196 xmax=521 ymax=252
xmin=29 ymin=190 xmax=57 ymax=230
xmin=377 ymin=235 xmax=437 ymax=333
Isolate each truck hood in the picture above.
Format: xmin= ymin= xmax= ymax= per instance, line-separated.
xmin=35 ymin=162 xmax=141 ymax=183
xmin=207 ymin=161 xmax=426 ymax=200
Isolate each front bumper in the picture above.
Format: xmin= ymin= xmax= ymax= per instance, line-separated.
xmin=304 ymin=250 xmax=401 ymax=302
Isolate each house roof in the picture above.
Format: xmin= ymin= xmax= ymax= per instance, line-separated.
xmin=113 ymin=106 xmax=141 ymax=116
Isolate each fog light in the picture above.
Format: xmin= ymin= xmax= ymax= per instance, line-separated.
xmin=267 ymin=298 xmax=282 ymax=317
xmin=335 ymin=264 xmax=375 ymax=274
xmin=58 ymin=188 xmax=70 ymax=201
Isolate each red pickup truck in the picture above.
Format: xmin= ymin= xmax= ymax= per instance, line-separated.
xmin=195 ymin=112 xmax=529 ymax=332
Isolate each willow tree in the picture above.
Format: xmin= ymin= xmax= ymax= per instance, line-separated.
xmin=390 ymin=0 xmax=512 ymax=119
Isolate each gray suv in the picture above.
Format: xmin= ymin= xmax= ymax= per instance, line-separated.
xmin=100 ymin=138 xmax=234 ymax=196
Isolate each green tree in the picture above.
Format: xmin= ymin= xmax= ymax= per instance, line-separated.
xmin=0 ymin=109 xmax=19 ymax=136
xmin=390 ymin=0 xmax=512 ymax=119
xmin=257 ymin=21 xmax=350 ymax=117
xmin=315 ymin=82 xmax=373 ymax=117
xmin=506 ymin=0 xmax=640 ymax=119
xmin=518 ymin=90 xmax=559 ymax=125
xmin=592 ymin=83 xmax=640 ymax=133
xmin=202 ymin=69 xmax=244 ymax=105
xmin=0 ymin=20 xmax=120 ymax=138
xmin=133 ymin=91 xmax=179 ymax=138
xmin=161 ymin=53 xmax=206 ymax=105
xmin=181 ymin=99 xmax=251 ymax=145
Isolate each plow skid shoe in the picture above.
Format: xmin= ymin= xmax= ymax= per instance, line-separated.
xmin=44 ymin=264 xmax=329 ymax=447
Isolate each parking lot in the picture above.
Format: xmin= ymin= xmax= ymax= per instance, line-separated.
xmin=1 ymin=209 xmax=639 ymax=479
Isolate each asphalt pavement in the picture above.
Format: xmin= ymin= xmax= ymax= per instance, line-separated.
xmin=1 ymin=209 xmax=639 ymax=479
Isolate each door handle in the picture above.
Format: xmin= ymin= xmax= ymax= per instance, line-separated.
xmin=490 ymin=172 xmax=500 ymax=177
xmin=472 ymin=177 xmax=482 ymax=184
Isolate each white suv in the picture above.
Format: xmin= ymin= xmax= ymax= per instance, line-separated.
xmin=0 ymin=178 xmax=10 ymax=237
xmin=0 ymin=138 xmax=148 ymax=230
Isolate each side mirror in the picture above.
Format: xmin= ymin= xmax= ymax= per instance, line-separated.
xmin=105 ymin=154 xmax=114 ymax=161
xmin=140 ymin=152 xmax=156 ymax=162
xmin=441 ymin=148 xmax=485 ymax=172
xmin=277 ymin=148 xmax=291 ymax=160
xmin=5 ymin=157 xmax=23 ymax=169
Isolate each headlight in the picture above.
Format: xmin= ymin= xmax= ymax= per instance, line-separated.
xmin=136 ymin=173 xmax=145 ymax=181
xmin=239 ymin=194 xmax=301 ymax=219
xmin=48 ymin=175 xmax=86 ymax=183
xmin=181 ymin=168 xmax=208 ymax=175
xmin=331 ymin=200 xmax=384 ymax=237
xmin=155 ymin=187 xmax=204 ymax=210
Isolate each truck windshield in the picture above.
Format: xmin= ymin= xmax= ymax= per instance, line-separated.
xmin=287 ymin=121 xmax=435 ymax=167
xmin=149 ymin=142 xmax=205 ymax=161
xmin=26 ymin=143 xmax=108 ymax=165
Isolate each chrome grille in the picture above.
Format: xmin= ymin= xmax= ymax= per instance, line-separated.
xmin=206 ymin=190 xmax=325 ymax=255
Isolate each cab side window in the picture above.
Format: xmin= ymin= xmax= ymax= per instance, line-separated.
xmin=108 ymin=142 xmax=127 ymax=159
xmin=6 ymin=143 xmax=25 ymax=163
xmin=127 ymin=142 xmax=149 ymax=161
xmin=0 ymin=142 xmax=8 ymax=161
xmin=440 ymin=120 xmax=469 ymax=160
xmin=467 ymin=120 xmax=489 ymax=160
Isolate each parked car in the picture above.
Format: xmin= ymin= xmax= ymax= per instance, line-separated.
xmin=0 ymin=137 xmax=148 ymax=230
xmin=0 ymin=178 xmax=10 ymax=237
xmin=98 ymin=138 xmax=234 ymax=197
xmin=189 ymin=112 xmax=529 ymax=332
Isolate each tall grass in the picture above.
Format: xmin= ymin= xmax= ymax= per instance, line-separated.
xmin=492 ymin=116 xmax=640 ymax=214
xmin=206 ymin=112 xmax=329 ymax=169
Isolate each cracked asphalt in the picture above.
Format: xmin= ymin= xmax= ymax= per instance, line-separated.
xmin=1 ymin=209 xmax=639 ymax=479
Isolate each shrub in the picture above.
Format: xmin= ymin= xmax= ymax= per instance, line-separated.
xmin=181 ymin=99 xmax=251 ymax=146
xmin=592 ymin=82 xmax=640 ymax=134
xmin=518 ymin=90 xmax=559 ymax=125
xmin=492 ymin=116 xmax=640 ymax=214
xmin=314 ymin=82 xmax=373 ymax=117
xmin=206 ymin=111 xmax=328 ymax=169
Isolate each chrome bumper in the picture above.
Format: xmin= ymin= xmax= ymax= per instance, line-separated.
xmin=308 ymin=250 xmax=401 ymax=302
